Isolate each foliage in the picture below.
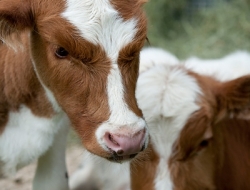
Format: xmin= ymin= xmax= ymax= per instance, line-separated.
xmin=144 ymin=0 xmax=250 ymax=59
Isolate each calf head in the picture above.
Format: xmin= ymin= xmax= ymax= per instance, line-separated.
xmin=169 ymin=74 xmax=250 ymax=190
xmin=134 ymin=65 xmax=250 ymax=190
xmin=0 ymin=0 xmax=148 ymax=161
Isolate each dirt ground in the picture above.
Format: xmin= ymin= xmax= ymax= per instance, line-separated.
xmin=0 ymin=146 xmax=84 ymax=190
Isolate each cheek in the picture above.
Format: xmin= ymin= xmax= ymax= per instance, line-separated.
xmin=82 ymin=136 xmax=107 ymax=156
xmin=44 ymin=62 xmax=89 ymax=112
xmin=170 ymin=149 xmax=215 ymax=190
xmin=75 ymin=120 xmax=109 ymax=157
xmin=192 ymin=147 xmax=215 ymax=188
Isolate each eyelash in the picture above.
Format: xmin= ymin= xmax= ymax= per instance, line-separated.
xmin=55 ymin=47 xmax=69 ymax=59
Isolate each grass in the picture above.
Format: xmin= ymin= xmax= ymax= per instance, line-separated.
xmin=144 ymin=0 xmax=250 ymax=59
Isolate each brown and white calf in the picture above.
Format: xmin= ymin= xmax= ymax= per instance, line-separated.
xmin=0 ymin=0 xmax=149 ymax=189
xmin=132 ymin=49 xmax=250 ymax=190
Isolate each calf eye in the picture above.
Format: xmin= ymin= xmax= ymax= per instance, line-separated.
xmin=55 ymin=47 xmax=69 ymax=58
xmin=199 ymin=140 xmax=209 ymax=148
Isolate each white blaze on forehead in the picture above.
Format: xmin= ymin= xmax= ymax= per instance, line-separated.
xmin=95 ymin=64 xmax=147 ymax=151
xmin=107 ymin=64 xmax=143 ymax=126
xmin=62 ymin=0 xmax=138 ymax=62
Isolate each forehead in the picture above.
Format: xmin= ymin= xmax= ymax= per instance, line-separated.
xmin=59 ymin=0 xmax=145 ymax=62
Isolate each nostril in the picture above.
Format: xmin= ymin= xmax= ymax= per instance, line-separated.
xmin=108 ymin=133 xmax=119 ymax=146
xmin=104 ymin=129 xmax=146 ymax=157
xmin=117 ymin=150 xmax=124 ymax=155
xmin=104 ymin=133 xmax=121 ymax=152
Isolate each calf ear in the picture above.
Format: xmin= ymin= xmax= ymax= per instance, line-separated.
xmin=215 ymin=75 xmax=250 ymax=120
xmin=0 ymin=0 xmax=33 ymax=44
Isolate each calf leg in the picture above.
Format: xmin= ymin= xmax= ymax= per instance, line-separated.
xmin=32 ymin=124 xmax=69 ymax=190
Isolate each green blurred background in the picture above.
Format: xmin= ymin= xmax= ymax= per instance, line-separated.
xmin=144 ymin=0 xmax=250 ymax=59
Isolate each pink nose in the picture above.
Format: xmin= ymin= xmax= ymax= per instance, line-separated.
xmin=104 ymin=129 xmax=146 ymax=156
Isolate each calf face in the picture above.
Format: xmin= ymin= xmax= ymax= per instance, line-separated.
xmin=132 ymin=62 xmax=250 ymax=190
xmin=0 ymin=0 xmax=148 ymax=161
xmin=169 ymin=74 xmax=250 ymax=190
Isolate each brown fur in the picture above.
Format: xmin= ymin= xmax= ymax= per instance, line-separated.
xmin=214 ymin=118 xmax=250 ymax=189
xmin=0 ymin=0 xmax=33 ymax=42
xmin=111 ymin=0 xmax=147 ymax=20
xmin=0 ymin=31 xmax=54 ymax=132
xmin=170 ymin=74 xmax=250 ymax=190
xmin=131 ymin=143 xmax=159 ymax=190
xmin=131 ymin=69 xmax=250 ymax=189
xmin=0 ymin=0 xmax=147 ymax=158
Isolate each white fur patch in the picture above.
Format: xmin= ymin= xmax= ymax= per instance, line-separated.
xmin=62 ymin=0 xmax=138 ymax=62
xmin=154 ymin=158 xmax=173 ymax=190
xmin=139 ymin=47 xmax=179 ymax=73
xmin=136 ymin=65 xmax=201 ymax=189
xmin=96 ymin=64 xmax=147 ymax=151
xmin=185 ymin=51 xmax=250 ymax=81
xmin=0 ymin=105 xmax=68 ymax=176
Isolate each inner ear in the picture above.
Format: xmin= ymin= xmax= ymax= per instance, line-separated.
xmin=0 ymin=0 xmax=33 ymax=47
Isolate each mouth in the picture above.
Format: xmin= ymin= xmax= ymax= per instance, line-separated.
xmin=106 ymin=143 xmax=147 ymax=163
xmin=106 ymin=152 xmax=138 ymax=163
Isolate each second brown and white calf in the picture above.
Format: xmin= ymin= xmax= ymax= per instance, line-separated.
xmin=132 ymin=49 xmax=250 ymax=190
